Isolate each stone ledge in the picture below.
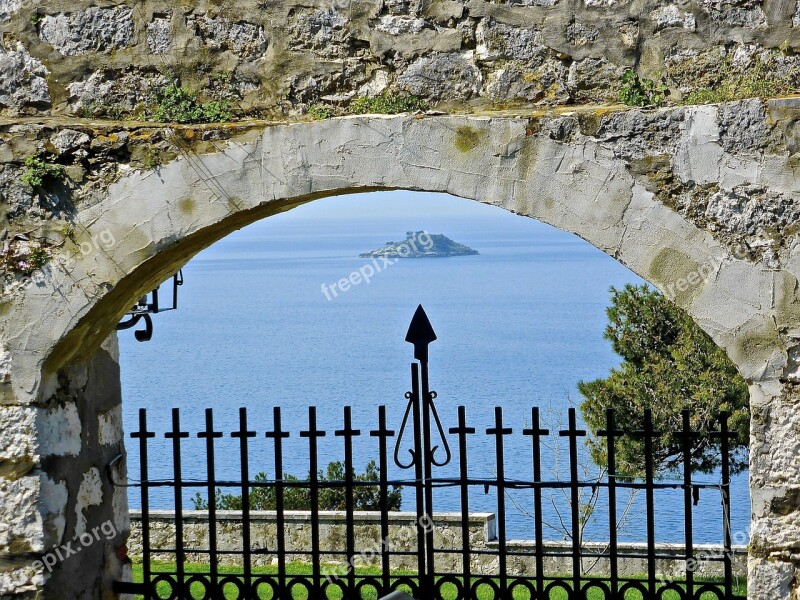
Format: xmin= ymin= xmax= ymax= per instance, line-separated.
xmin=0 ymin=94 xmax=798 ymax=130
xmin=128 ymin=511 xmax=747 ymax=579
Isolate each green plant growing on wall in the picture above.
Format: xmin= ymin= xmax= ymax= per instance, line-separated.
xmin=60 ymin=223 xmax=76 ymax=242
xmin=191 ymin=460 xmax=402 ymax=511
xmin=21 ymin=156 xmax=65 ymax=189
xmin=307 ymin=104 xmax=334 ymax=120
xmin=1 ymin=242 xmax=50 ymax=276
xmin=80 ymin=102 xmax=97 ymax=119
xmin=150 ymin=81 xmax=232 ymax=124
xmin=579 ymin=285 xmax=750 ymax=477
xmin=349 ymin=93 xmax=428 ymax=115
xmin=618 ymin=71 xmax=670 ymax=108
xmin=682 ymin=53 xmax=799 ymax=105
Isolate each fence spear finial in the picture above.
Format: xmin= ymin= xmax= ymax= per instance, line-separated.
xmin=405 ymin=304 xmax=437 ymax=362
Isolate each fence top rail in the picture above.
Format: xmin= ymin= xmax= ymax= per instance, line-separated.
xmin=130 ymin=406 xmax=735 ymax=442
xmin=128 ymin=509 xmax=496 ymax=523
xmin=490 ymin=540 xmax=749 ymax=552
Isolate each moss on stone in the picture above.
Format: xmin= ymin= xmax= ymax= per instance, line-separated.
xmin=454 ymin=126 xmax=482 ymax=152
xmin=629 ymin=154 xmax=671 ymax=177
xmin=647 ymin=247 xmax=702 ymax=305
xmin=178 ymin=198 xmax=196 ymax=214
xmin=576 ymin=111 xmax=604 ymax=137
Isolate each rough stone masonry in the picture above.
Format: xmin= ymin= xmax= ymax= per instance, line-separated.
xmin=0 ymin=1 xmax=799 ymax=599
xmin=0 ymin=0 xmax=797 ymax=117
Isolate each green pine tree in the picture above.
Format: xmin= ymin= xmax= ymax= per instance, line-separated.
xmin=579 ymin=284 xmax=749 ymax=477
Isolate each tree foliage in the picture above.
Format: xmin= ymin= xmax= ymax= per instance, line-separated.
xmin=578 ymin=285 xmax=749 ymax=477
xmin=191 ymin=460 xmax=402 ymax=511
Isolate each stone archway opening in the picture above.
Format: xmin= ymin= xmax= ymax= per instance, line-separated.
xmin=1 ymin=108 xmax=798 ymax=598
xmin=116 ymin=185 xmax=751 ymax=529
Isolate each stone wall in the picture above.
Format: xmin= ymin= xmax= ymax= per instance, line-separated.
xmin=0 ymin=336 xmax=129 ymax=600
xmin=0 ymin=0 xmax=797 ymax=118
xmin=127 ymin=510 xmax=748 ymax=580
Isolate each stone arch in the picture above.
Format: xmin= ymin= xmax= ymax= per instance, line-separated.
xmin=8 ymin=114 xmax=792 ymax=393
xmin=2 ymin=108 xmax=799 ymax=598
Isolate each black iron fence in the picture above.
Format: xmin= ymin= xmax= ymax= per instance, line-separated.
xmin=114 ymin=306 xmax=745 ymax=600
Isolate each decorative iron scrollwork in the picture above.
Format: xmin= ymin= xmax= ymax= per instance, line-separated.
xmin=393 ymin=305 xmax=451 ymax=470
xmin=116 ymin=271 xmax=183 ymax=342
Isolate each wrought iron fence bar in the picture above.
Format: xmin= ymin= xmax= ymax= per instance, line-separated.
xmin=148 ymin=548 xmax=425 ymax=557
xmin=642 ymin=409 xmax=659 ymax=597
xmin=143 ymin=569 xmax=734 ymax=587
xmin=489 ymin=407 xmax=511 ymax=597
xmin=127 ymin=478 xmax=725 ymax=491
xmin=419 ymin=363 xmax=438 ymax=597
xmin=144 ymin=545 xmax=735 ymax=561
xmin=165 ymin=408 xmax=188 ymax=594
xmin=131 ymin=408 xmax=154 ymax=599
xmin=265 ymin=406 xmax=289 ymax=598
xmin=524 ymin=406 xmax=548 ymax=596
xmin=464 ymin=549 xmax=733 ymax=562
xmin=198 ymin=408 xmax=223 ymax=597
xmin=600 ymin=408 xmax=621 ymax=597
xmin=407 ymin=572 xmax=731 ymax=584
xmin=681 ymin=409 xmax=695 ymax=597
xmin=450 ymin=406 xmax=475 ymax=593
xmin=717 ymin=411 xmax=735 ymax=600
xmin=301 ymin=406 xmax=324 ymax=599
xmin=232 ymin=407 xmax=256 ymax=598
xmin=409 ymin=364 xmax=428 ymax=595
xmin=335 ymin=406 xmax=360 ymax=594
xmin=370 ymin=406 xmax=394 ymax=593
xmin=560 ymin=407 xmax=586 ymax=594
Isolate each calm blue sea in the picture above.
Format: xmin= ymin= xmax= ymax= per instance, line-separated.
xmin=120 ymin=191 xmax=750 ymax=546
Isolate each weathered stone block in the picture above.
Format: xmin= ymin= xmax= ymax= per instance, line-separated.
xmin=700 ymin=0 xmax=768 ymax=27
xmin=66 ymin=70 xmax=170 ymax=117
xmin=39 ymin=8 xmax=135 ymax=56
xmin=289 ymin=8 xmax=351 ymax=58
xmin=476 ymin=20 xmax=547 ymax=64
xmin=0 ymin=43 xmax=50 ymax=111
xmin=397 ymin=52 xmax=482 ymax=100
xmin=650 ymin=5 xmax=697 ymax=30
xmin=188 ymin=16 xmax=268 ymax=61
xmin=147 ymin=15 xmax=174 ymax=55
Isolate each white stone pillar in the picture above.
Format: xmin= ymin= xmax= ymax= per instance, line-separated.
xmin=749 ymin=381 xmax=800 ymax=599
xmin=0 ymin=335 xmax=128 ymax=599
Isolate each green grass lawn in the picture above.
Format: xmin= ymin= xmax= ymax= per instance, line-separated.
xmin=132 ymin=560 xmax=746 ymax=599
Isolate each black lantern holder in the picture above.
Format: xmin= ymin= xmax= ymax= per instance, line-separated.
xmin=116 ymin=270 xmax=183 ymax=342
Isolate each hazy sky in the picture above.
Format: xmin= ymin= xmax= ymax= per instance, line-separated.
xmin=270 ymin=190 xmax=513 ymax=221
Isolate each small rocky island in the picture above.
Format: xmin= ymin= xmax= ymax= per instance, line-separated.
xmin=360 ymin=231 xmax=479 ymax=258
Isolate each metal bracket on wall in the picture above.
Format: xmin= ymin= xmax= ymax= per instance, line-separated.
xmin=116 ymin=270 xmax=183 ymax=342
